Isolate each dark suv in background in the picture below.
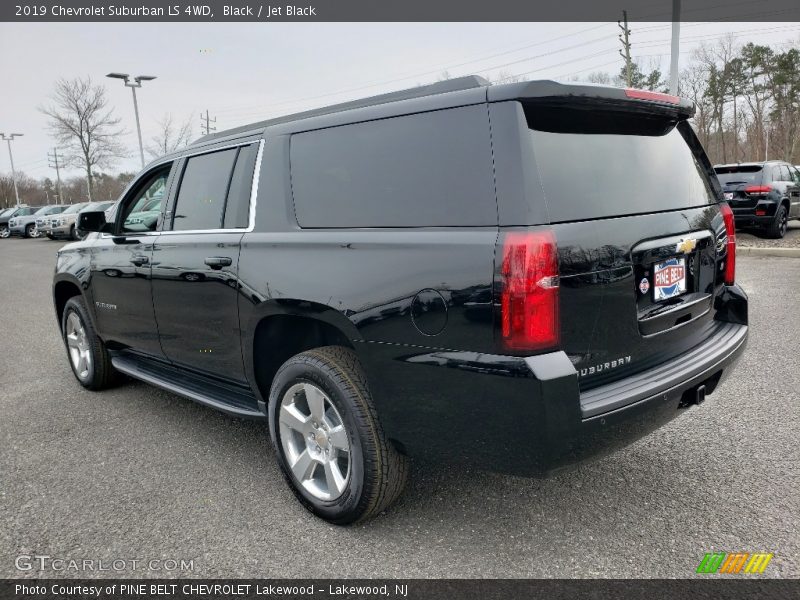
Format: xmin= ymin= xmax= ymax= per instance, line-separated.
xmin=714 ymin=161 xmax=800 ymax=238
xmin=54 ymin=77 xmax=748 ymax=524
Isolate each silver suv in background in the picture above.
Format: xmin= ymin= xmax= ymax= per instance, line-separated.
xmin=45 ymin=203 xmax=89 ymax=240
xmin=9 ymin=205 xmax=66 ymax=238
xmin=1 ymin=206 xmax=42 ymax=238
xmin=35 ymin=205 xmax=70 ymax=237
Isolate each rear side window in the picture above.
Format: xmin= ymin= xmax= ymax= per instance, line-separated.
xmin=223 ymin=143 xmax=258 ymax=229
xmin=290 ymin=105 xmax=496 ymax=227
xmin=526 ymin=107 xmax=717 ymax=223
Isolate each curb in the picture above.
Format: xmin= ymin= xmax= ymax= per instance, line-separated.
xmin=737 ymin=246 xmax=800 ymax=258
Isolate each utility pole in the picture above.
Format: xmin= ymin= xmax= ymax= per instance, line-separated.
xmin=48 ymin=148 xmax=64 ymax=203
xmin=201 ymin=110 xmax=217 ymax=136
xmin=0 ymin=133 xmax=23 ymax=207
xmin=669 ymin=0 xmax=681 ymax=96
xmin=618 ymin=10 xmax=633 ymax=87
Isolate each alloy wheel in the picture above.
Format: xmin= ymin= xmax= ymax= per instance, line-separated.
xmin=0 ymin=226 xmax=9 ymax=238
xmin=278 ymin=382 xmax=351 ymax=501
xmin=65 ymin=312 xmax=92 ymax=380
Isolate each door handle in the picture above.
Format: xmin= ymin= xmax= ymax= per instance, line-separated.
xmin=204 ymin=256 xmax=233 ymax=269
xmin=130 ymin=256 xmax=149 ymax=266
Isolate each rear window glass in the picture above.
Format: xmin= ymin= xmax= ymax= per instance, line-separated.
xmin=714 ymin=165 xmax=763 ymax=186
xmin=526 ymin=108 xmax=717 ymax=223
xmin=290 ymin=105 xmax=496 ymax=227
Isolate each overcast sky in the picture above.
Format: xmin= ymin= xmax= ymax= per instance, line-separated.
xmin=1 ymin=21 xmax=798 ymax=180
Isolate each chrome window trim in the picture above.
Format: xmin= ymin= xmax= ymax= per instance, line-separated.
xmin=101 ymin=139 xmax=263 ymax=238
xmin=160 ymin=138 xmax=264 ymax=235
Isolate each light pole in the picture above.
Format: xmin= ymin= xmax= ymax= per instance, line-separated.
xmin=106 ymin=72 xmax=156 ymax=169
xmin=0 ymin=133 xmax=23 ymax=207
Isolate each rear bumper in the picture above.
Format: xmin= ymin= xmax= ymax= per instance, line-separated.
xmin=358 ymin=286 xmax=748 ymax=477
xmin=49 ymin=224 xmax=73 ymax=236
xmin=733 ymin=203 xmax=777 ymax=227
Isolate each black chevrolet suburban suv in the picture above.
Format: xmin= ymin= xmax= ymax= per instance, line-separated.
xmin=54 ymin=77 xmax=748 ymax=524
xmin=714 ymin=161 xmax=800 ymax=238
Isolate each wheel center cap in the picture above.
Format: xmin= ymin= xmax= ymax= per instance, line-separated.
xmin=315 ymin=429 xmax=329 ymax=448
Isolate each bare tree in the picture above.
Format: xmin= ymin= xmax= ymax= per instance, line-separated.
xmin=491 ymin=70 xmax=523 ymax=84
xmin=147 ymin=113 xmax=193 ymax=159
xmin=39 ymin=77 xmax=127 ymax=201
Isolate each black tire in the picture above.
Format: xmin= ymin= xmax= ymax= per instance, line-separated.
xmin=24 ymin=223 xmax=35 ymax=238
xmin=0 ymin=225 xmax=9 ymax=238
xmin=767 ymin=204 xmax=788 ymax=239
xmin=61 ymin=296 xmax=119 ymax=390
xmin=268 ymin=346 xmax=408 ymax=524
xmin=69 ymin=224 xmax=78 ymax=241
xmin=46 ymin=234 xmax=54 ymax=240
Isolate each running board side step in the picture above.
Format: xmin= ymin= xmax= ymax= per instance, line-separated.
xmin=111 ymin=354 xmax=264 ymax=418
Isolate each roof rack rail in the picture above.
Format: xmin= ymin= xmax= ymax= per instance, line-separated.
xmin=194 ymin=75 xmax=491 ymax=144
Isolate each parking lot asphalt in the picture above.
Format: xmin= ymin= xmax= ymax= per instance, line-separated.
xmin=0 ymin=237 xmax=797 ymax=579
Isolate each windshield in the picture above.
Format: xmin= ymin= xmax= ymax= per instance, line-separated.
xmin=62 ymin=203 xmax=87 ymax=215
xmin=38 ymin=205 xmax=67 ymax=215
xmin=714 ymin=165 xmax=763 ymax=186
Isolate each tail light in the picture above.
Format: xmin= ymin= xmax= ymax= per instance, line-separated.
xmin=719 ymin=203 xmax=736 ymax=286
xmin=499 ymin=230 xmax=559 ymax=353
xmin=744 ymin=185 xmax=771 ymax=196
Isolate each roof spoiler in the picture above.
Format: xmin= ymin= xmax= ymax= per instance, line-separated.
xmin=489 ymin=80 xmax=695 ymax=119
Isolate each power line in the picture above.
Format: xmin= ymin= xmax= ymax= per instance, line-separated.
xmin=210 ymin=23 xmax=618 ymax=119
xmin=500 ymin=24 xmax=800 ymax=82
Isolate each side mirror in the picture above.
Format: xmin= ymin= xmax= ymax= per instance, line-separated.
xmin=77 ymin=211 xmax=112 ymax=234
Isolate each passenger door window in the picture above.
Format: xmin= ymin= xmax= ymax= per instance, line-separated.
xmin=120 ymin=167 xmax=172 ymax=233
xmin=171 ymin=148 xmax=238 ymax=231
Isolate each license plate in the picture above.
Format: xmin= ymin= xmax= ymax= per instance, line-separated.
xmin=724 ymin=192 xmax=734 ymax=200
xmin=653 ymin=257 xmax=686 ymax=302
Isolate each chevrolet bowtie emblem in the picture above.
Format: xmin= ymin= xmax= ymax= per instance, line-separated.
xmin=676 ymin=238 xmax=697 ymax=254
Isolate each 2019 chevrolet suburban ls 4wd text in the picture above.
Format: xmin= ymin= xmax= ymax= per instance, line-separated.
xmin=54 ymin=77 xmax=748 ymax=524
